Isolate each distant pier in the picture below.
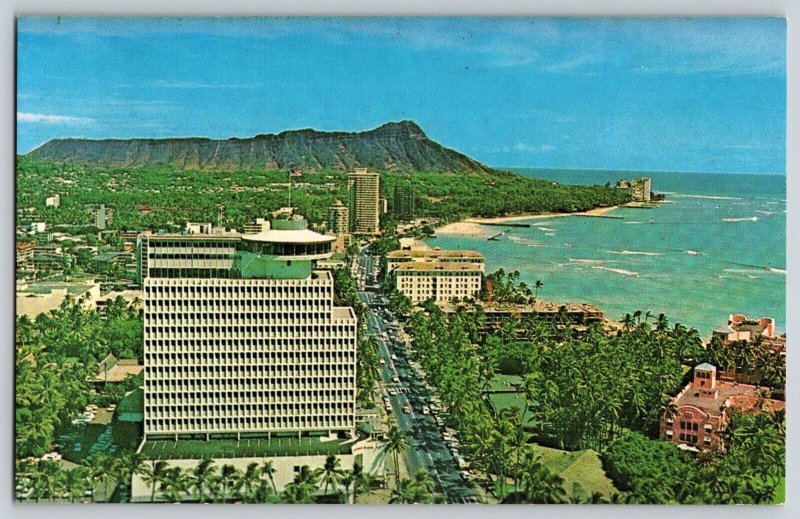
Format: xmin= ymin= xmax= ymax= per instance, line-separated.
xmin=478 ymin=222 xmax=532 ymax=228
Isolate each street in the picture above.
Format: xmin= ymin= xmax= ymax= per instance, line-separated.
xmin=355 ymin=253 xmax=479 ymax=503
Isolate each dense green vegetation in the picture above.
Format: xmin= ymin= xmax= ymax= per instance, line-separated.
xmin=705 ymin=335 xmax=786 ymax=389
xmin=402 ymin=270 xmax=785 ymax=504
xmin=605 ymin=412 xmax=785 ymax=504
xmin=16 ymin=453 xmax=399 ymax=504
xmin=15 ymin=297 xmax=142 ymax=458
xmin=17 ymin=157 xmax=630 ymax=234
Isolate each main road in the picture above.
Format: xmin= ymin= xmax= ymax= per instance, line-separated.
xmin=355 ymin=253 xmax=479 ymax=503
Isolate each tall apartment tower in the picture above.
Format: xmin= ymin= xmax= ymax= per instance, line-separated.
xmin=95 ymin=204 xmax=112 ymax=230
xmin=347 ymin=168 xmax=380 ymax=235
xmin=138 ymin=216 xmax=358 ymax=440
xmin=393 ymin=184 xmax=416 ymax=220
xmin=328 ymin=201 xmax=350 ymax=236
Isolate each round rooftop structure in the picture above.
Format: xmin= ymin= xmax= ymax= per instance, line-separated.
xmin=240 ymin=218 xmax=334 ymax=260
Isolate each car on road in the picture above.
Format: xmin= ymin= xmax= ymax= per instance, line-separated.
xmin=403 ymin=405 xmax=412 ymax=414
xmin=392 ymin=376 xmax=400 ymax=383
xmin=379 ymin=358 xmax=385 ymax=365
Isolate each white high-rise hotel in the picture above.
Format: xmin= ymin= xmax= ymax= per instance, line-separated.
xmin=138 ymin=217 xmax=358 ymax=440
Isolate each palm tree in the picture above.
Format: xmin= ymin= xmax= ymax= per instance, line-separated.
xmin=282 ymin=465 xmax=319 ymax=504
xmin=260 ymin=460 xmax=277 ymax=494
xmin=159 ymin=467 xmax=189 ymax=503
xmin=115 ymin=451 xmax=144 ymax=495
xmin=65 ymin=466 xmax=88 ymax=503
xmin=320 ymin=454 xmax=344 ymax=495
xmin=138 ymin=460 xmax=169 ymax=502
xmin=92 ymin=453 xmax=115 ymax=502
xmin=621 ymin=313 xmax=635 ymax=332
xmin=237 ymin=462 xmax=262 ymax=503
xmin=518 ymin=451 xmax=566 ymax=504
xmin=383 ymin=422 xmax=409 ymax=488
xmin=218 ymin=464 xmax=241 ymax=503
xmin=350 ymin=461 xmax=365 ymax=504
xmin=81 ymin=457 xmax=102 ymax=503
xmin=533 ymin=280 xmax=543 ymax=300
xmin=190 ymin=458 xmax=218 ymax=503
xmin=339 ymin=471 xmax=354 ymax=504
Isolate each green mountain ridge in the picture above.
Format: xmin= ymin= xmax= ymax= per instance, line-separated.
xmin=25 ymin=120 xmax=495 ymax=174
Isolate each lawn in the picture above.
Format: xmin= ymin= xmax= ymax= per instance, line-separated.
xmin=485 ymin=374 xmax=523 ymax=393
xmin=141 ymin=436 xmax=353 ymax=460
xmin=487 ymin=392 xmax=535 ymax=425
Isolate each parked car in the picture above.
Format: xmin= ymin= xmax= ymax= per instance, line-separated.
xmin=403 ymin=405 xmax=412 ymax=414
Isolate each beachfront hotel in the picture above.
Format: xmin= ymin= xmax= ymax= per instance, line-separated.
xmin=386 ymin=248 xmax=485 ymax=273
xmin=347 ymin=168 xmax=380 ymax=235
xmin=659 ymin=363 xmax=784 ymax=452
xmin=395 ymin=262 xmax=483 ymax=304
xmin=138 ymin=216 xmax=358 ymax=440
xmin=616 ymin=177 xmax=652 ymax=202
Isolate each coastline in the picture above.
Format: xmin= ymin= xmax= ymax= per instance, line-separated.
xmin=436 ymin=206 xmax=619 ymax=238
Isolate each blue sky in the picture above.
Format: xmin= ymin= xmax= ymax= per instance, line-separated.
xmin=17 ymin=17 xmax=786 ymax=174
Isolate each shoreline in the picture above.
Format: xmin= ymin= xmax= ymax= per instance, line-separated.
xmin=436 ymin=206 xmax=620 ymax=238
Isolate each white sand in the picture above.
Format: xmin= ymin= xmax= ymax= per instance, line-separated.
xmin=436 ymin=206 xmax=619 ymax=237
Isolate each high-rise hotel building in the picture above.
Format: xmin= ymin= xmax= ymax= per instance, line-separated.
xmin=328 ymin=200 xmax=349 ymax=236
xmin=138 ymin=217 xmax=358 ymax=440
xmin=347 ymin=168 xmax=380 ymax=235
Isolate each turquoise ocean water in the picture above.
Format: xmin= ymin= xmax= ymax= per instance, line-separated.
xmin=427 ymin=170 xmax=786 ymax=337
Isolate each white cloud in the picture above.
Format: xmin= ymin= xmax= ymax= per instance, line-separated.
xmin=17 ymin=112 xmax=94 ymax=125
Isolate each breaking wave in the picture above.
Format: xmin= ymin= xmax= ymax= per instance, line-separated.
xmin=673 ymin=194 xmax=742 ymax=201
xmin=569 ymin=258 xmax=605 ymax=263
xmin=608 ymin=250 xmax=661 ymax=256
xmin=507 ymin=235 xmax=544 ymax=248
xmin=722 ymin=216 xmax=758 ymax=222
xmin=592 ymin=266 xmax=639 ymax=277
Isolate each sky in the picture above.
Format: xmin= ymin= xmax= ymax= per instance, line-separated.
xmin=16 ymin=17 xmax=786 ymax=174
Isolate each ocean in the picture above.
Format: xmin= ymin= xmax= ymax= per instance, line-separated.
xmin=427 ymin=169 xmax=786 ymax=337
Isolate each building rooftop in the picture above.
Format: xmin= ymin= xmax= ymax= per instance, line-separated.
xmin=395 ymin=262 xmax=483 ymax=272
xmin=242 ymin=228 xmax=335 ymax=245
xmin=332 ymin=307 xmax=357 ymax=320
xmin=673 ymin=380 xmax=785 ymax=417
xmin=387 ymin=249 xmax=484 ymax=260
xmin=93 ymin=355 xmax=144 ymax=383
xmin=695 ymin=363 xmax=716 ymax=371
xmin=713 ymin=324 xmax=735 ymax=334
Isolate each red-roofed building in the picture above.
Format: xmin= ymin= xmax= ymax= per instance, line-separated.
xmin=660 ymin=363 xmax=785 ymax=452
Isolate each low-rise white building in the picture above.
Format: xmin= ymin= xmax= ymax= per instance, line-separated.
xmin=16 ymin=280 xmax=101 ymax=318
xmin=395 ymin=262 xmax=482 ymax=304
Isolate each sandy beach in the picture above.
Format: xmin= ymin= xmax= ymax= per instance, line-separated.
xmin=436 ymin=206 xmax=619 ymax=237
